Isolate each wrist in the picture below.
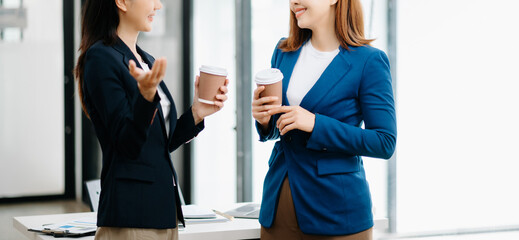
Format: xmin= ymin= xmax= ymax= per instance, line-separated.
xmin=192 ymin=105 xmax=204 ymax=125
xmin=139 ymin=85 xmax=157 ymax=102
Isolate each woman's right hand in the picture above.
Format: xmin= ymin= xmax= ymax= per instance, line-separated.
xmin=252 ymin=86 xmax=279 ymax=130
xmin=129 ymin=57 xmax=167 ymax=102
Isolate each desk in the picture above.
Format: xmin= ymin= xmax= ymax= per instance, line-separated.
xmin=14 ymin=212 xmax=387 ymax=240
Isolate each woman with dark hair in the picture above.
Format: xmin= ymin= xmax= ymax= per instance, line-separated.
xmin=74 ymin=0 xmax=228 ymax=239
xmin=252 ymin=0 xmax=396 ymax=239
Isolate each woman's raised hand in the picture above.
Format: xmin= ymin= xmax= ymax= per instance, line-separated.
xmin=129 ymin=57 xmax=167 ymax=102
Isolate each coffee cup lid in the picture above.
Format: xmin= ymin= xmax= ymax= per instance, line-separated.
xmin=255 ymin=68 xmax=283 ymax=84
xmin=200 ymin=65 xmax=228 ymax=76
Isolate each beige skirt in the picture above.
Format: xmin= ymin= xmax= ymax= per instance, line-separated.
xmin=94 ymin=227 xmax=179 ymax=240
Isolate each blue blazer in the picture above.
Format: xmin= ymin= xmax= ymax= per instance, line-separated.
xmin=82 ymin=38 xmax=204 ymax=229
xmin=257 ymin=40 xmax=396 ymax=235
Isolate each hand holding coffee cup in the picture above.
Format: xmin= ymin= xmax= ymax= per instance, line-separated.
xmin=198 ymin=65 xmax=228 ymax=105
xmin=192 ymin=65 xmax=229 ymax=125
xmin=252 ymin=68 xmax=283 ymax=128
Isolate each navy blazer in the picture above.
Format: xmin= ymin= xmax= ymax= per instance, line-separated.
xmin=83 ymin=38 xmax=204 ymax=229
xmin=257 ymin=40 xmax=396 ymax=235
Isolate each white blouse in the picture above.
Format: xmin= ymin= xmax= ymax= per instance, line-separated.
xmin=287 ymin=40 xmax=340 ymax=106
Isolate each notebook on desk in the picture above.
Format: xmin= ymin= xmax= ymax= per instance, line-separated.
xmin=224 ymin=203 xmax=260 ymax=219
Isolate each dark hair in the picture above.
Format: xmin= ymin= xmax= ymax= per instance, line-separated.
xmin=74 ymin=0 xmax=120 ymax=118
xmin=279 ymin=0 xmax=373 ymax=52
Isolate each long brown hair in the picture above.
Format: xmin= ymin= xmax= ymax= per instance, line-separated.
xmin=279 ymin=0 xmax=373 ymax=52
xmin=74 ymin=0 xmax=120 ymax=118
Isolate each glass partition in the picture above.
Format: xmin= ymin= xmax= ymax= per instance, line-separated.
xmin=0 ymin=0 xmax=64 ymax=198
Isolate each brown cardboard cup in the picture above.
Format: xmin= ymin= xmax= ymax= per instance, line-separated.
xmin=255 ymin=68 xmax=283 ymax=106
xmin=198 ymin=65 xmax=228 ymax=105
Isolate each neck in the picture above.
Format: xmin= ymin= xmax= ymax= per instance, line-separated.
xmin=117 ymin=24 xmax=140 ymax=57
xmin=310 ymin=11 xmax=340 ymax=52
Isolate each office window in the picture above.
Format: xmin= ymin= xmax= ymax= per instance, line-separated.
xmin=396 ymin=0 xmax=519 ymax=233
xmin=191 ymin=0 xmax=237 ymax=206
xmin=0 ymin=0 xmax=64 ymax=197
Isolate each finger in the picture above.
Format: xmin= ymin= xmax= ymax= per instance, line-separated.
xmin=129 ymin=59 xmax=136 ymax=72
xmin=152 ymin=58 xmax=165 ymax=83
xmin=280 ymin=123 xmax=296 ymax=136
xmin=276 ymin=114 xmax=291 ymax=130
xmin=219 ymin=85 xmax=228 ymax=94
xmin=151 ymin=59 xmax=163 ymax=83
xmin=215 ymin=94 xmax=228 ymax=102
xmin=253 ymin=86 xmax=265 ymax=100
xmin=254 ymin=96 xmax=279 ymax=106
xmin=253 ymin=111 xmax=270 ymax=120
xmin=268 ymin=106 xmax=292 ymax=115
xmin=194 ymin=76 xmax=200 ymax=95
xmin=277 ymin=113 xmax=295 ymax=133
xmin=224 ymin=78 xmax=230 ymax=86
xmin=129 ymin=60 xmax=141 ymax=79
xmin=214 ymin=101 xmax=224 ymax=108
xmin=262 ymin=97 xmax=280 ymax=105
xmin=158 ymin=57 xmax=167 ymax=80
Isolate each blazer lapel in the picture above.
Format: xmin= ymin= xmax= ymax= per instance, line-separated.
xmin=113 ymin=38 xmax=142 ymax=69
xmin=299 ymin=48 xmax=351 ymax=112
xmin=158 ymin=81 xmax=177 ymax=144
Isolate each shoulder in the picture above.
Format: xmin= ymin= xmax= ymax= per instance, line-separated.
xmin=344 ymin=45 xmax=388 ymax=60
xmin=272 ymin=38 xmax=286 ymax=54
xmin=83 ymin=41 xmax=126 ymax=84
xmin=85 ymin=40 xmax=121 ymax=63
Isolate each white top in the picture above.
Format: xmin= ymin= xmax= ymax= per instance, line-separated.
xmin=141 ymin=61 xmax=171 ymax=137
xmin=287 ymin=40 xmax=340 ymax=106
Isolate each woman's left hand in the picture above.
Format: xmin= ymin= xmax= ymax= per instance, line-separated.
xmin=192 ymin=76 xmax=229 ymax=125
xmin=268 ymin=106 xmax=315 ymax=135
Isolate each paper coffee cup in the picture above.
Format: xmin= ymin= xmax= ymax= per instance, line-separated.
xmin=255 ymin=68 xmax=283 ymax=106
xmin=198 ymin=65 xmax=228 ymax=105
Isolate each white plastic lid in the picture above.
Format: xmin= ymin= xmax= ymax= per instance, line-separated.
xmin=255 ymin=68 xmax=283 ymax=84
xmin=199 ymin=65 xmax=228 ymax=76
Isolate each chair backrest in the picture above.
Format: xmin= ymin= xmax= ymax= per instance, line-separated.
xmin=85 ymin=179 xmax=101 ymax=212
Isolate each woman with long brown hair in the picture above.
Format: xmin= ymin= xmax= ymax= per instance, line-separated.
xmin=74 ymin=0 xmax=228 ymax=239
xmin=252 ymin=0 xmax=396 ymax=239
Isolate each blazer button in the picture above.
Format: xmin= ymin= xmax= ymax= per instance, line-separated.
xmin=286 ymin=136 xmax=292 ymax=142
xmin=322 ymin=147 xmax=328 ymax=151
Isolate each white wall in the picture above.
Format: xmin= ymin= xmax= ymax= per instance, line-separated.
xmin=397 ymin=0 xmax=519 ymax=233
xmin=0 ymin=0 xmax=64 ymax=197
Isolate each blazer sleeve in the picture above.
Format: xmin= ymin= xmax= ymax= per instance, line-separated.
xmin=169 ymin=107 xmax=205 ymax=152
xmin=306 ymin=50 xmax=397 ymax=159
xmin=256 ymin=40 xmax=284 ymax=142
xmin=83 ymin=47 xmax=160 ymax=160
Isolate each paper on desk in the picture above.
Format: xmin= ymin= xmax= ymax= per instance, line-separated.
xmin=182 ymin=205 xmax=216 ymax=218
xmin=30 ymin=216 xmax=97 ymax=234
xmin=185 ymin=214 xmax=229 ymax=224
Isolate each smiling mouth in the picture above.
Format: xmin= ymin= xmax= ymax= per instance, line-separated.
xmin=148 ymin=15 xmax=155 ymax=22
xmin=294 ymin=8 xmax=306 ymax=18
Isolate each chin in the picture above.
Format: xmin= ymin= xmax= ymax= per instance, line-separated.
xmin=297 ymin=21 xmax=310 ymax=30
xmin=143 ymin=26 xmax=152 ymax=32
